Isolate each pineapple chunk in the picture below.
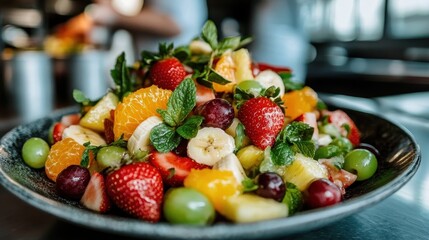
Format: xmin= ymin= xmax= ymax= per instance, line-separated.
xmin=236 ymin=145 xmax=264 ymax=170
xmin=221 ymin=194 xmax=288 ymax=223
xmin=283 ymin=154 xmax=328 ymax=191
xmin=232 ymin=48 xmax=254 ymax=82
xmin=80 ymin=92 xmax=119 ymax=132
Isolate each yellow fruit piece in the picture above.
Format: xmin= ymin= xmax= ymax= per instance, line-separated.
xmin=80 ymin=92 xmax=119 ymax=132
xmin=283 ymin=154 xmax=328 ymax=191
xmin=222 ymin=194 xmax=288 ymax=223
xmin=184 ymin=169 xmax=242 ymax=213
xmin=282 ymin=86 xmax=318 ymax=120
xmin=236 ymin=145 xmax=264 ymax=170
xmin=113 ymin=85 xmax=171 ymax=140
xmin=232 ymin=48 xmax=254 ymax=82
xmin=213 ymin=51 xmax=236 ymax=93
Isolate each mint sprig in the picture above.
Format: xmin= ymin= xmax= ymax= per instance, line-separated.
xmin=150 ymin=78 xmax=203 ymax=152
xmin=111 ymin=52 xmax=133 ymax=100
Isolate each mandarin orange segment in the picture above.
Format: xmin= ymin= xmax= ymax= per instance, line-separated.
xmin=45 ymin=138 xmax=85 ymax=182
xmin=282 ymin=86 xmax=318 ymax=120
xmin=184 ymin=169 xmax=242 ymax=213
xmin=113 ymin=85 xmax=171 ymax=140
xmin=213 ymin=51 xmax=236 ymax=93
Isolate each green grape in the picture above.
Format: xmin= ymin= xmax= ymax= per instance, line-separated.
xmin=344 ymin=149 xmax=378 ymax=181
xmin=314 ymin=145 xmax=342 ymax=160
xmin=237 ymin=80 xmax=264 ymax=95
xmin=163 ymin=187 xmax=215 ymax=225
xmin=330 ymin=137 xmax=353 ymax=154
xmin=22 ymin=137 xmax=50 ymax=169
xmin=96 ymin=146 xmax=127 ymax=171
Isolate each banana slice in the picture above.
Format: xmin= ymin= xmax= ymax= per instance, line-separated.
xmin=62 ymin=125 xmax=106 ymax=146
xmin=189 ymin=40 xmax=212 ymax=55
xmin=213 ymin=154 xmax=247 ymax=183
xmin=283 ymin=153 xmax=328 ymax=191
xmin=255 ymin=70 xmax=285 ymax=96
xmin=187 ymin=127 xmax=235 ymax=166
xmin=127 ymin=116 xmax=163 ymax=155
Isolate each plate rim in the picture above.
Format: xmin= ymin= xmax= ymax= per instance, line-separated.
xmin=0 ymin=105 xmax=421 ymax=239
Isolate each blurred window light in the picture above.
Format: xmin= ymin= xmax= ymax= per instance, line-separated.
xmin=112 ymin=0 xmax=144 ymax=16
xmin=331 ymin=0 xmax=356 ymax=41
xmin=389 ymin=0 xmax=429 ymax=38
xmin=3 ymin=9 xmax=41 ymax=28
xmin=54 ymin=0 xmax=73 ymax=16
xmin=2 ymin=25 xmax=30 ymax=48
xmin=357 ymin=0 xmax=384 ymax=40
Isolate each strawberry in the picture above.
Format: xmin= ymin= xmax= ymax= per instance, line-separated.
xmin=60 ymin=113 xmax=81 ymax=126
xmin=49 ymin=122 xmax=65 ymax=145
xmin=106 ymin=162 xmax=163 ymax=222
xmin=80 ymin=172 xmax=111 ymax=213
xmin=196 ymin=83 xmax=215 ymax=107
xmin=149 ymin=57 xmax=187 ymax=90
xmin=103 ymin=118 xmax=115 ymax=144
xmin=295 ymin=112 xmax=319 ymax=141
xmin=149 ymin=151 xmax=209 ymax=187
xmin=238 ymin=97 xmax=285 ymax=149
xmin=324 ymin=110 xmax=361 ymax=146
xmin=319 ymin=159 xmax=357 ymax=195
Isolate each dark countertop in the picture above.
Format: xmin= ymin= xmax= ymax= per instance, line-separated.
xmin=1 ymin=93 xmax=429 ymax=240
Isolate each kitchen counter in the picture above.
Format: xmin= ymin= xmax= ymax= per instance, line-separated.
xmin=1 ymin=93 xmax=429 ymax=240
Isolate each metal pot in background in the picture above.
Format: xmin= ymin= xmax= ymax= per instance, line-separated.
xmin=10 ymin=51 xmax=54 ymax=123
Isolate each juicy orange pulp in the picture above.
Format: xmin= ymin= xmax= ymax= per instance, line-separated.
xmin=184 ymin=169 xmax=242 ymax=213
xmin=113 ymin=85 xmax=171 ymax=140
xmin=212 ymin=52 xmax=236 ymax=93
xmin=282 ymin=86 xmax=318 ymax=120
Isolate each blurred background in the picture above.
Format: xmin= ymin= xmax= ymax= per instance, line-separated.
xmin=1 ymin=0 xmax=429 ymax=134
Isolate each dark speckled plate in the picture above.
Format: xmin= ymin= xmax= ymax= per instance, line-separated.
xmin=0 ymin=106 xmax=420 ymax=240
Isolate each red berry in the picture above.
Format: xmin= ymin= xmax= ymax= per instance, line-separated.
xmin=325 ymin=110 xmax=361 ymax=146
xmin=106 ymin=162 xmax=163 ymax=222
xmin=149 ymin=57 xmax=187 ymax=90
xmin=305 ymin=178 xmax=342 ymax=209
xmin=238 ymin=97 xmax=284 ymax=149
xmin=56 ymin=165 xmax=91 ymax=200
xmin=149 ymin=151 xmax=209 ymax=187
xmin=51 ymin=122 xmax=65 ymax=144
xmin=80 ymin=172 xmax=111 ymax=213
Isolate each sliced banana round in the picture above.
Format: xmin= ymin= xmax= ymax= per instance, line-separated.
xmin=213 ymin=154 xmax=247 ymax=184
xmin=187 ymin=127 xmax=235 ymax=166
xmin=127 ymin=116 xmax=163 ymax=155
xmin=62 ymin=125 xmax=106 ymax=146
xmin=189 ymin=40 xmax=212 ymax=55
xmin=255 ymin=69 xmax=285 ymax=96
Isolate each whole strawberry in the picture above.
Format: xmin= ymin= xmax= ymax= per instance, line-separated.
xmin=106 ymin=162 xmax=163 ymax=222
xmin=149 ymin=57 xmax=187 ymax=90
xmin=238 ymin=97 xmax=285 ymax=149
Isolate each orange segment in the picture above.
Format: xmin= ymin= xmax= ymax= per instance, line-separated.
xmin=213 ymin=51 xmax=236 ymax=93
xmin=184 ymin=169 xmax=242 ymax=213
xmin=113 ymin=85 xmax=171 ymax=140
xmin=282 ymin=86 xmax=318 ymax=120
xmin=45 ymin=138 xmax=85 ymax=182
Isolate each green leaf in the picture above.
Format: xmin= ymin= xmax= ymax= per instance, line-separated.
xmin=176 ymin=115 xmax=204 ymax=139
xmin=238 ymin=36 xmax=253 ymax=48
xmin=282 ymin=182 xmax=303 ymax=215
xmin=279 ymin=72 xmax=303 ymax=92
xmin=208 ymin=68 xmax=231 ymax=85
xmin=150 ymin=123 xmax=182 ymax=152
xmin=293 ymin=141 xmax=316 ymax=158
xmin=270 ymin=142 xmax=294 ymax=166
xmin=73 ymin=89 xmax=91 ymax=105
xmin=284 ymin=122 xmax=314 ymax=143
xmin=218 ymin=36 xmax=241 ymax=52
xmin=202 ymin=20 xmax=218 ymax=49
xmin=111 ymin=52 xmax=132 ymax=100
xmin=160 ymin=78 xmax=197 ymax=127
xmin=234 ymin=123 xmax=246 ymax=152
xmin=173 ymin=45 xmax=191 ymax=62
xmin=242 ymin=178 xmax=258 ymax=192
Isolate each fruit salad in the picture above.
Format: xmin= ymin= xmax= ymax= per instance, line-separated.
xmin=21 ymin=20 xmax=379 ymax=225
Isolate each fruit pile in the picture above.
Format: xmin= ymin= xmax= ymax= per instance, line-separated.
xmin=21 ymin=20 xmax=379 ymax=225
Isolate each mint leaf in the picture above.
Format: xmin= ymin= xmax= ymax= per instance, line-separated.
xmin=218 ymin=36 xmax=241 ymax=52
xmin=279 ymin=72 xmax=303 ymax=92
xmin=293 ymin=141 xmax=316 ymax=158
xmin=73 ymin=89 xmax=91 ymax=105
xmin=270 ymin=142 xmax=294 ymax=166
xmin=111 ymin=52 xmax=132 ymax=100
xmin=159 ymin=78 xmax=197 ymax=127
xmin=150 ymin=123 xmax=181 ymax=152
xmin=234 ymin=123 xmax=246 ymax=152
xmin=282 ymin=182 xmax=303 ymax=215
xmin=202 ymin=20 xmax=218 ymax=49
xmin=242 ymin=178 xmax=258 ymax=192
xmin=283 ymin=122 xmax=314 ymax=143
xmin=173 ymin=45 xmax=190 ymax=62
xmin=208 ymin=68 xmax=231 ymax=85
xmin=176 ymin=115 xmax=204 ymax=139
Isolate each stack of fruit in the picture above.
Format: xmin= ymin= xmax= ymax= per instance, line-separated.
xmin=21 ymin=20 xmax=379 ymax=225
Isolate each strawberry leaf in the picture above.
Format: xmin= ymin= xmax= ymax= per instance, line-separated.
xmin=279 ymin=72 xmax=303 ymax=92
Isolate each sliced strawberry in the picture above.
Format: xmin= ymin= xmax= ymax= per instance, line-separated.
xmin=325 ymin=110 xmax=361 ymax=146
xmin=149 ymin=151 xmax=209 ymax=187
xmin=149 ymin=57 xmax=187 ymax=90
xmin=238 ymin=97 xmax=285 ymax=149
xmin=50 ymin=122 xmax=65 ymax=144
xmin=80 ymin=172 xmax=111 ymax=213
xmin=196 ymin=83 xmax=216 ymax=107
xmin=60 ymin=113 xmax=81 ymax=126
xmin=319 ymin=160 xmax=357 ymax=195
xmin=106 ymin=162 xmax=163 ymax=222
xmin=252 ymin=62 xmax=291 ymax=76
xmin=295 ymin=112 xmax=319 ymax=141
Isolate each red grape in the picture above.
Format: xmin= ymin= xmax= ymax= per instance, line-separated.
xmin=255 ymin=172 xmax=286 ymax=202
xmin=304 ymin=178 xmax=342 ymax=209
xmin=56 ymin=165 xmax=90 ymax=200
xmin=196 ymin=98 xmax=234 ymax=130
